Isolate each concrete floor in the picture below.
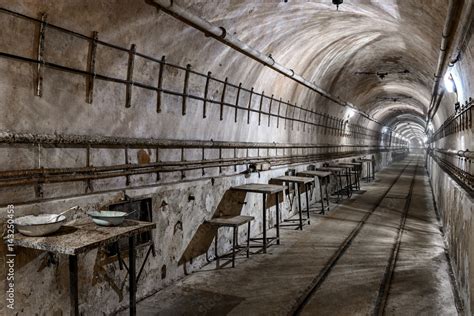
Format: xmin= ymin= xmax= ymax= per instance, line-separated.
xmin=119 ymin=157 xmax=460 ymax=316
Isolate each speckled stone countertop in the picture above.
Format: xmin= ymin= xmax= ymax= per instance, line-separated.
xmin=13 ymin=218 xmax=156 ymax=255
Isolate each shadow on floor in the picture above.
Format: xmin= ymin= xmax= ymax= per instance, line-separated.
xmin=138 ymin=287 xmax=245 ymax=316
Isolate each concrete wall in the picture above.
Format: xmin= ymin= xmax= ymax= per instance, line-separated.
xmin=427 ymin=23 xmax=474 ymax=315
xmin=0 ymin=1 xmax=401 ymax=315
xmin=427 ymin=157 xmax=474 ymax=315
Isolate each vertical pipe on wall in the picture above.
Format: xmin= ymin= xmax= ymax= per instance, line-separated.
xmin=125 ymin=44 xmax=136 ymax=108
xmin=35 ymin=13 xmax=47 ymax=97
xmin=203 ymin=71 xmax=211 ymax=118
xmin=182 ymin=64 xmax=191 ymax=115
xmin=86 ymin=31 xmax=98 ymax=104
xmin=156 ymin=55 xmax=166 ymax=113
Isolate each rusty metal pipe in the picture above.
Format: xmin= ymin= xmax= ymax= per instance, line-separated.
xmin=427 ymin=0 xmax=466 ymax=123
xmin=0 ymin=130 xmax=388 ymax=149
xmin=0 ymin=148 xmax=401 ymax=188
xmin=433 ymin=148 xmax=473 ymax=159
xmin=144 ymin=0 xmax=386 ymax=128
xmin=0 ymin=147 xmax=397 ymax=179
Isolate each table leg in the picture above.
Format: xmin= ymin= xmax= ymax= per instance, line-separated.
xmin=338 ymin=172 xmax=343 ymax=201
xmin=368 ymin=161 xmax=371 ymax=181
xmin=297 ymin=184 xmax=303 ymax=230
xmin=129 ymin=236 xmax=136 ymax=316
xmin=366 ymin=161 xmax=370 ymax=183
xmin=371 ymin=161 xmax=375 ymax=180
xmin=319 ymin=179 xmax=325 ymax=215
xmin=347 ymin=168 xmax=353 ymax=196
xmin=344 ymin=170 xmax=348 ymax=197
xmin=262 ymin=193 xmax=267 ymax=253
xmin=215 ymin=228 xmax=219 ymax=268
xmin=232 ymin=227 xmax=237 ymax=268
xmin=275 ymin=193 xmax=280 ymax=245
xmin=305 ymin=183 xmax=310 ymax=224
xmin=325 ymin=178 xmax=330 ymax=210
xmin=69 ymin=255 xmax=79 ymax=316
xmin=358 ymin=169 xmax=361 ymax=189
xmin=247 ymin=221 xmax=251 ymax=258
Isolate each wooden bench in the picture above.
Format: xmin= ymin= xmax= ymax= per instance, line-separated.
xmin=207 ymin=215 xmax=254 ymax=268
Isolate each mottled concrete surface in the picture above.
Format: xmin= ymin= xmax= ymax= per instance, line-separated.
xmin=117 ymin=157 xmax=458 ymax=316
xmin=428 ymin=158 xmax=474 ymax=315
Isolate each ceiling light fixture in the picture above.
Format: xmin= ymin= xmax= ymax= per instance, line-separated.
xmin=443 ymin=72 xmax=457 ymax=93
xmin=427 ymin=121 xmax=434 ymax=132
xmin=346 ymin=107 xmax=355 ymax=119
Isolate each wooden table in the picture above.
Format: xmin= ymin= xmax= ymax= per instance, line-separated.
xmin=271 ymin=176 xmax=313 ymax=229
xmin=231 ymin=184 xmax=285 ymax=253
xmin=13 ymin=218 xmax=156 ymax=316
xmin=296 ymin=170 xmax=332 ymax=214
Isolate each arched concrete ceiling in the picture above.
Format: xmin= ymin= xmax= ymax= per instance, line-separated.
xmin=188 ymin=0 xmax=448 ymax=133
xmin=395 ymin=122 xmax=426 ymax=142
xmin=385 ymin=114 xmax=427 ymax=129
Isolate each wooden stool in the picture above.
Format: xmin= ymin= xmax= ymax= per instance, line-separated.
xmin=207 ymin=215 xmax=254 ymax=268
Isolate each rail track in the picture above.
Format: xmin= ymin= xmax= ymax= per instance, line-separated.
xmin=289 ymin=156 xmax=421 ymax=315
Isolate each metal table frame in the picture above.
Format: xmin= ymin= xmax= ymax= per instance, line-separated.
xmin=270 ymin=176 xmax=313 ymax=230
xmin=325 ymin=164 xmax=354 ymax=197
xmin=328 ymin=163 xmax=362 ymax=193
xmin=359 ymin=158 xmax=375 ymax=182
xmin=13 ymin=219 xmax=156 ymax=316
xmin=206 ymin=215 xmax=254 ymax=268
xmin=231 ymin=184 xmax=285 ymax=253
xmin=344 ymin=162 xmax=363 ymax=191
xmin=316 ymin=167 xmax=349 ymax=201
xmin=297 ymin=170 xmax=331 ymax=214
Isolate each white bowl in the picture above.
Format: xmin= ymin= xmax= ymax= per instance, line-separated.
xmin=87 ymin=211 xmax=128 ymax=226
xmin=14 ymin=214 xmax=66 ymax=237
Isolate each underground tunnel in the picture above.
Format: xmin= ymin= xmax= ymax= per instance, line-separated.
xmin=0 ymin=0 xmax=473 ymax=315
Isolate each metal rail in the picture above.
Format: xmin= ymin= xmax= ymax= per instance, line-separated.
xmin=0 ymin=130 xmax=405 ymax=149
xmin=0 ymin=147 xmax=403 ymax=188
xmin=373 ymin=160 xmax=419 ymax=315
xmin=432 ymin=148 xmax=474 ymax=160
xmin=0 ymin=130 xmax=406 ymax=201
xmin=428 ymin=149 xmax=473 ymax=195
xmin=289 ymin=157 xmax=417 ymax=315
xmin=0 ymin=7 xmax=406 ymax=143
xmin=430 ymin=99 xmax=472 ymax=142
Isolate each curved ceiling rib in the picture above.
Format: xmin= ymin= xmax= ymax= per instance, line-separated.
xmin=385 ymin=114 xmax=427 ymax=129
